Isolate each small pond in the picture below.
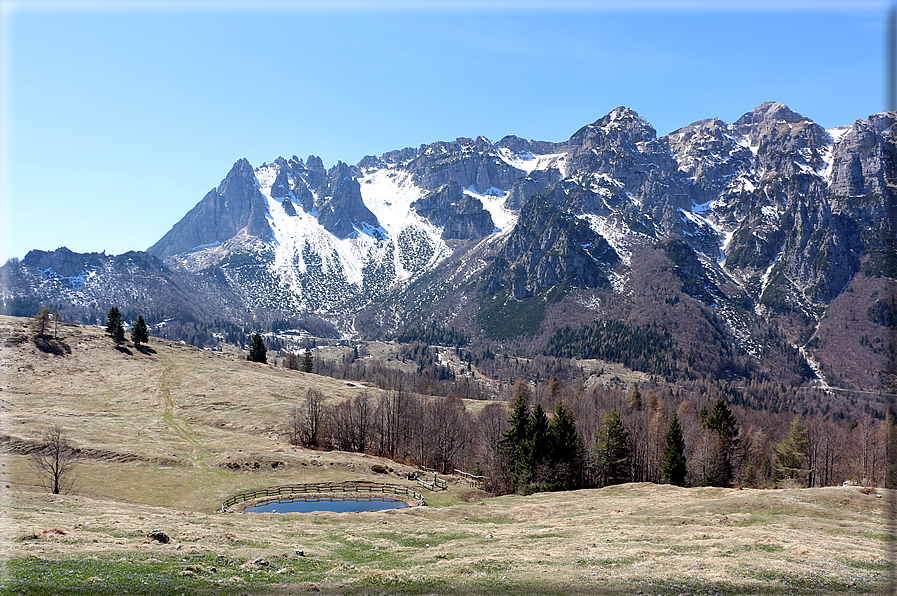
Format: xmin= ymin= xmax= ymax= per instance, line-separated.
xmin=244 ymin=496 xmax=410 ymax=514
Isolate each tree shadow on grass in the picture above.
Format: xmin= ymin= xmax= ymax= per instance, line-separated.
xmin=31 ymin=335 xmax=72 ymax=356
xmin=136 ymin=344 xmax=156 ymax=355
xmin=114 ymin=345 xmax=133 ymax=355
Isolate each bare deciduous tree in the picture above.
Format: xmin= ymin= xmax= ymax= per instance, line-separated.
xmin=289 ymin=389 xmax=327 ymax=447
xmin=473 ymin=402 xmax=510 ymax=488
xmin=303 ymin=388 xmax=326 ymax=447
xmin=31 ymin=306 xmax=52 ymax=338
xmin=283 ymin=352 xmax=300 ymax=370
xmin=430 ymin=396 xmax=470 ymax=474
xmin=31 ymin=426 xmax=80 ymax=494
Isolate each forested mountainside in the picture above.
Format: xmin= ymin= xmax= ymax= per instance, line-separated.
xmin=2 ymin=101 xmax=895 ymax=404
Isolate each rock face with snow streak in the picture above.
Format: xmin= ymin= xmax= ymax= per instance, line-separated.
xmin=411 ymin=182 xmax=495 ymax=240
xmin=485 ymin=195 xmax=619 ymax=300
xmin=4 ymin=101 xmax=896 ymax=392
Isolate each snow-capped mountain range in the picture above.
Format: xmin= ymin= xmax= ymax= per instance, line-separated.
xmin=4 ymin=101 xmax=894 ymax=394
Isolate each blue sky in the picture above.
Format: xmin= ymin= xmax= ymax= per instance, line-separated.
xmin=0 ymin=1 xmax=888 ymax=263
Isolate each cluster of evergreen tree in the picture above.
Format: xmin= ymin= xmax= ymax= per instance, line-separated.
xmin=282 ymin=347 xmax=314 ymax=373
xmin=499 ymin=381 xmax=584 ymax=493
xmin=105 ymin=306 xmax=148 ymax=348
xmin=544 ymin=319 xmax=676 ymax=379
xmin=866 ymin=299 xmax=897 ymax=329
xmin=497 ymin=382 xmax=696 ymax=493
xmin=396 ymin=323 xmax=468 ymax=347
xmin=2 ymin=297 xmax=46 ymax=318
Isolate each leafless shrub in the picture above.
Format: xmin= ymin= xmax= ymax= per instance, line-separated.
xmin=30 ymin=425 xmax=81 ymax=494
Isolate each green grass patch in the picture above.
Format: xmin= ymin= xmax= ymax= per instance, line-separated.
xmin=730 ymin=514 xmax=771 ymax=527
xmin=469 ymin=559 xmax=515 ymax=573
xmin=574 ymin=555 xmax=641 ymax=568
xmin=3 ymin=552 xmax=320 ymax=595
xmin=752 ymin=543 xmax=785 ymax=552
xmin=743 ymin=568 xmax=884 ymax=592
xmin=525 ymin=532 xmax=566 ymax=540
xmin=369 ymin=530 xmax=472 ymax=549
xmin=841 ymin=558 xmax=892 ymax=571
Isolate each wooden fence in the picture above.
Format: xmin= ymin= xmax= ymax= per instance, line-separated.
xmin=416 ymin=475 xmax=447 ymax=491
xmin=455 ymin=469 xmax=488 ymax=488
xmin=221 ymin=482 xmax=426 ymax=512
xmin=417 ymin=466 xmax=448 ymax=491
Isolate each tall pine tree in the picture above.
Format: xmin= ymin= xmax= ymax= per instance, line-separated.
xmin=302 ymin=347 xmax=314 ymax=373
xmin=702 ymin=398 xmax=739 ymax=487
xmin=661 ymin=413 xmax=688 ymax=486
xmin=247 ymin=333 xmax=267 ymax=363
xmin=105 ymin=306 xmax=125 ymax=345
xmin=499 ymin=381 xmax=531 ymax=492
xmin=131 ymin=315 xmax=149 ymax=347
xmin=594 ymin=410 xmax=630 ymax=486
xmin=549 ymin=401 xmax=582 ymax=490
xmin=523 ymin=403 xmax=550 ymax=484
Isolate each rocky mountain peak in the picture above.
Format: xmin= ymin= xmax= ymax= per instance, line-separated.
xmin=829 ymin=111 xmax=897 ymax=211
xmin=570 ymin=106 xmax=656 ymax=150
xmin=268 ymin=158 xmax=292 ymax=198
xmin=732 ymin=101 xmax=823 ymax=152
xmin=411 ymin=182 xmax=495 ymax=241
xmin=147 ymin=158 xmax=270 ymax=259
xmin=315 ymin=161 xmax=380 ymax=239
xmin=736 ymin=101 xmax=804 ymax=127
xmin=20 ymin=247 xmax=108 ymax=279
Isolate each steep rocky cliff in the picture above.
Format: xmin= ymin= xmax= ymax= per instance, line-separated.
xmin=148 ymin=158 xmax=271 ymax=260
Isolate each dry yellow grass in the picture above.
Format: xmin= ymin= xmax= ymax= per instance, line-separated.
xmin=1 ymin=316 xmax=893 ymax=594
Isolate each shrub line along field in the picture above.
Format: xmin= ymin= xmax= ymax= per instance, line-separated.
xmin=0 ymin=317 xmax=893 ymax=594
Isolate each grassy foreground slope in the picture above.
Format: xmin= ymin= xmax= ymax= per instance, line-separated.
xmin=0 ymin=317 xmax=893 ymax=595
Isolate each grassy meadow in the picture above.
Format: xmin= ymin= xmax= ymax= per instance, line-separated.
xmin=0 ymin=316 xmax=893 ymax=594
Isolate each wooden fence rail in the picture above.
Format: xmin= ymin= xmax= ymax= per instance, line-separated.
xmin=454 ymin=469 xmax=489 ymax=488
xmin=417 ymin=476 xmax=447 ymax=491
xmin=417 ymin=466 xmax=448 ymax=491
xmin=221 ymin=482 xmax=426 ymax=512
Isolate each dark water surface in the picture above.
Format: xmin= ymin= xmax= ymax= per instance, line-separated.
xmin=244 ymin=496 xmax=410 ymax=514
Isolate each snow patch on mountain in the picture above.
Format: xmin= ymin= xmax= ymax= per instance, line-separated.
xmin=757 ymin=252 xmax=783 ymax=314
xmin=359 ymin=168 xmax=449 ymax=279
xmin=496 ymin=148 xmax=569 ymax=176
xmin=579 ymin=213 xmax=632 ymax=265
xmin=360 ymin=169 xmax=426 ymax=227
xmin=254 ymin=163 xmax=279 ymax=195
xmin=827 ymin=126 xmax=851 ymax=144
xmin=463 ymin=186 xmax=517 ymax=234
xmin=820 ymin=128 xmax=849 ymax=183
